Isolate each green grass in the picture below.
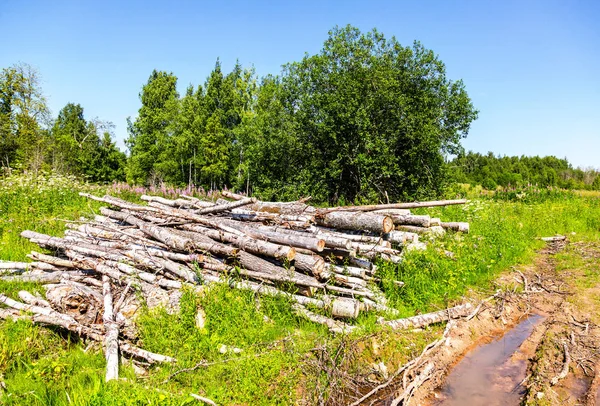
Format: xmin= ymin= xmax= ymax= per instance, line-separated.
xmin=1 ymin=174 xmax=600 ymax=404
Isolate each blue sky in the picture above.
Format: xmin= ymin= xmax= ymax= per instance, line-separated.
xmin=1 ymin=0 xmax=598 ymax=168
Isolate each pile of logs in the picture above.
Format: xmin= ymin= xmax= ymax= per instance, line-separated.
xmin=0 ymin=192 xmax=468 ymax=381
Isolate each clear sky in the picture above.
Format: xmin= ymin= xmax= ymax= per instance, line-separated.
xmin=1 ymin=0 xmax=598 ymax=168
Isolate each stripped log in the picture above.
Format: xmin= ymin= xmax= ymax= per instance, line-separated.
xmin=541 ymin=235 xmax=567 ymax=242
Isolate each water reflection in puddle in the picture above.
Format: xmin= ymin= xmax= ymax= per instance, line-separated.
xmin=433 ymin=314 xmax=544 ymax=406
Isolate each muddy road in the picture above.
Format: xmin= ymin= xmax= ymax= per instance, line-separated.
xmin=354 ymin=239 xmax=600 ymax=405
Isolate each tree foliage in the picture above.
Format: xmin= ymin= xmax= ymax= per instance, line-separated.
xmin=248 ymin=26 xmax=478 ymax=202
xmin=124 ymin=26 xmax=478 ymax=203
xmin=0 ymin=63 xmax=125 ymax=181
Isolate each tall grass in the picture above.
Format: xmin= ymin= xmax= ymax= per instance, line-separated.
xmin=378 ymin=189 xmax=600 ymax=314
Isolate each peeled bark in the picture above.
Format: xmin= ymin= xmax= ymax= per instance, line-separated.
xmin=316 ymin=212 xmax=393 ymax=234
xmin=0 ymin=301 xmax=175 ymax=364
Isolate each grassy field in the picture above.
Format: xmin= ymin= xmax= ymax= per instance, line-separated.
xmin=1 ymin=175 xmax=599 ymax=405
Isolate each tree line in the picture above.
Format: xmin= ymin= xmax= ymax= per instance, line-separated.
xmin=449 ymin=152 xmax=600 ymax=190
xmin=0 ymin=64 xmax=126 ymax=182
xmin=2 ymin=25 xmax=480 ymax=202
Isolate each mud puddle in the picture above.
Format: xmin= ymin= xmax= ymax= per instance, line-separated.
xmin=431 ymin=314 xmax=544 ymax=406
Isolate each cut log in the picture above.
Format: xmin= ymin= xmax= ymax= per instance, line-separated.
xmin=193 ymin=197 xmax=256 ymax=215
xmin=140 ymin=195 xmax=198 ymax=208
xmin=388 ymin=214 xmax=431 ymax=228
xmin=430 ymin=217 xmax=441 ymax=226
xmin=221 ymin=190 xmax=245 ymax=200
xmin=292 ymin=303 xmax=356 ymax=334
xmin=248 ymin=201 xmax=316 ymax=216
xmin=383 ymin=231 xmax=418 ymax=244
xmin=100 ymin=208 xmax=195 ymax=252
xmin=102 ymin=275 xmax=119 ymax=382
xmin=316 ymin=212 xmax=394 ymax=234
xmin=179 ymin=224 xmax=295 ymax=261
xmin=223 ymin=222 xmax=325 ymax=252
xmin=18 ymin=290 xmax=51 ymax=307
xmin=0 ymin=261 xmax=31 ymax=270
xmin=382 ymin=303 xmax=473 ymax=330
xmin=293 ymin=253 xmax=325 ymax=277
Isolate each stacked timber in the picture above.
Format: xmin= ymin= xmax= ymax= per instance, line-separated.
xmin=0 ymin=191 xmax=468 ymax=380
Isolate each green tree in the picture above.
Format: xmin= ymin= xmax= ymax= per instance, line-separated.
xmin=51 ymin=103 xmax=126 ymax=181
xmin=126 ymin=70 xmax=179 ymax=184
xmin=250 ymin=25 xmax=478 ymax=203
xmin=201 ymin=111 xmax=229 ymax=189
xmin=0 ymin=63 xmax=50 ymax=171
